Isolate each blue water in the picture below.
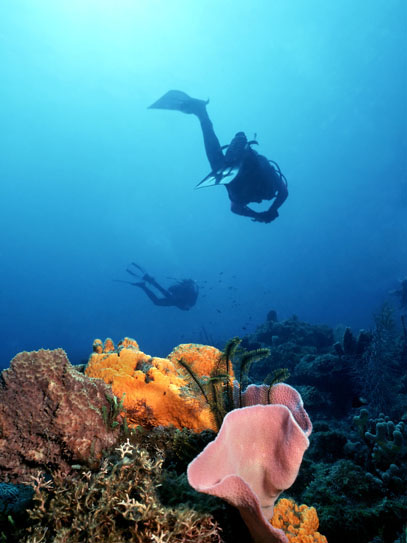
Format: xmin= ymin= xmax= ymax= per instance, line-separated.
xmin=1 ymin=0 xmax=406 ymax=368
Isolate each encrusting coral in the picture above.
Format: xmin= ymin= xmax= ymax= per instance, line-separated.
xmin=85 ymin=338 xmax=226 ymax=432
xmin=0 ymin=349 xmax=121 ymax=482
xmin=270 ymin=498 xmax=327 ymax=543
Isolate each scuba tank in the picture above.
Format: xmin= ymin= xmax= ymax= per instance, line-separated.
xmin=224 ymin=132 xmax=250 ymax=166
xmin=195 ymin=132 xmax=259 ymax=189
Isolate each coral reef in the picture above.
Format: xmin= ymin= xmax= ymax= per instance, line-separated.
xmin=0 ymin=349 xmax=121 ymax=483
xmin=271 ymin=498 xmax=327 ymax=543
xmin=21 ymin=439 xmax=224 ymax=543
xmin=352 ymin=304 xmax=404 ymax=415
xmin=243 ymin=310 xmax=407 ymax=419
xmin=3 ymin=310 xmax=406 ymax=542
xmin=0 ymin=482 xmax=33 ymax=515
xmin=299 ymin=456 xmax=406 ymax=543
xmin=333 ymin=326 xmax=372 ymax=357
xmin=188 ymin=384 xmax=312 ymax=543
xmin=242 ymin=315 xmax=356 ymax=417
xmin=352 ymin=409 xmax=406 ymax=484
xmin=240 ymin=311 xmax=407 ymax=542
xmin=85 ymin=338 xmax=224 ymax=432
xmin=288 ymin=408 xmax=407 ymax=543
xmin=248 ymin=315 xmax=334 ymax=352
xmin=14 ymin=421 xmax=328 ymax=543
xmin=0 ymin=482 xmax=34 ymax=543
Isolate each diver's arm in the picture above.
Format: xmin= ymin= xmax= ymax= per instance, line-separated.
xmin=230 ymin=181 xmax=288 ymax=222
xmin=252 ymin=176 xmax=288 ymax=223
xmin=268 ymin=175 xmax=288 ymax=216
xmin=230 ymin=202 xmax=266 ymax=220
xmin=231 ymin=187 xmax=288 ymax=224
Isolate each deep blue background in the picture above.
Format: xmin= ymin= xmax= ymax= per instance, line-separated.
xmin=1 ymin=0 xmax=406 ymax=368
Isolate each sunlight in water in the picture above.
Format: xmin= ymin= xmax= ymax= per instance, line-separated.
xmin=55 ymin=0 xmax=194 ymax=27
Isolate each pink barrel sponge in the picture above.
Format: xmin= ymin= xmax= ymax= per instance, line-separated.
xmin=187 ymin=384 xmax=312 ymax=543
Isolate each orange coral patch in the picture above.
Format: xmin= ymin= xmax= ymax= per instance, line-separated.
xmin=271 ymin=498 xmax=327 ymax=543
xmin=168 ymin=343 xmax=234 ymax=380
xmin=85 ymin=338 xmax=217 ymax=433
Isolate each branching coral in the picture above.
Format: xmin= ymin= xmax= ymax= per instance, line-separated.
xmin=270 ymin=498 xmax=327 ymax=543
xmin=22 ymin=442 xmax=223 ymax=543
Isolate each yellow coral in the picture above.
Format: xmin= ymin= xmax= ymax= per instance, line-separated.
xmin=85 ymin=338 xmax=223 ymax=433
xmin=271 ymin=498 xmax=327 ymax=543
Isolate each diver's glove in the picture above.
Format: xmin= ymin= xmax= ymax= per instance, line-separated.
xmin=252 ymin=209 xmax=279 ymax=223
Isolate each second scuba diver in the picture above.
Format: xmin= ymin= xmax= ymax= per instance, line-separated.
xmin=116 ymin=263 xmax=199 ymax=311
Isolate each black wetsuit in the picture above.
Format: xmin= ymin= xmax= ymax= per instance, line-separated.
xmin=137 ymin=277 xmax=198 ymax=311
xmin=196 ymin=108 xmax=288 ymax=222
xmin=226 ymin=148 xmax=279 ymax=205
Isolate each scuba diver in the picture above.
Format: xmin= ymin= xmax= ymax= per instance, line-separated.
xmin=116 ymin=263 xmax=199 ymax=311
xmin=149 ymin=90 xmax=288 ymax=223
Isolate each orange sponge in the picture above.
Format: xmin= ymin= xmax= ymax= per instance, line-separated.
xmin=85 ymin=338 xmax=222 ymax=432
xmin=271 ymin=498 xmax=327 ymax=543
xmin=168 ymin=342 xmax=235 ymax=380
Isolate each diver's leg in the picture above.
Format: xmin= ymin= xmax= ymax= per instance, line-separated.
xmin=143 ymin=275 xmax=171 ymax=298
xmin=197 ymin=107 xmax=225 ymax=171
xmin=135 ymin=283 xmax=172 ymax=307
xmin=180 ymin=100 xmax=225 ymax=171
xmin=126 ymin=262 xmax=148 ymax=279
xmin=130 ymin=262 xmax=146 ymax=274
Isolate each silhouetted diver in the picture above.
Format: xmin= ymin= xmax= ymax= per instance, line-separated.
xmin=116 ymin=263 xmax=199 ymax=311
xmin=149 ymin=90 xmax=288 ymax=223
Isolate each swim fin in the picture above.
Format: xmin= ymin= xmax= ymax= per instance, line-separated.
xmin=148 ymin=90 xmax=208 ymax=113
xmin=195 ymin=166 xmax=240 ymax=189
